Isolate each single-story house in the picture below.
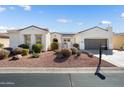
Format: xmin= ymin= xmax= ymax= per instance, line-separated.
xmin=113 ymin=33 xmax=124 ymax=50
xmin=8 ymin=25 xmax=113 ymax=51
xmin=0 ymin=33 xmax=9 ymax=47
xmin=8 ymin=25 xmax=50 ymax=51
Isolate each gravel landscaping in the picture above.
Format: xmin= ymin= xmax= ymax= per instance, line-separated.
xmin=0 ymin=51 xmax=116 ymax=67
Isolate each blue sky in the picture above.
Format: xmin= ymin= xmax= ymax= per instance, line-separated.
xmin=0 ymin=5 xmax=124 ymax=33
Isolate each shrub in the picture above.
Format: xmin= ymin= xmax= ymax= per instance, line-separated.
xmin=0 ymin=49 xmax=10 ymax=59
xmin=13 ymin=47 xmax=23 ymax=55
xmin=4 ymin=47 xmax=13 ymax=54
xmin=22 ymin=49 xmax=29 ymax=56
xmin=82 ymin=50 xmax=93 ymax=58
xmin=0 ymin=43 xmax=4 ymax=48
xmin=32 ymin=44 xmax=43 ymax=53
xmin=76 ymin=50 xmax=81 ymax=57
xmin=51 ymin=42 xmax=59 ymax=51
xmin=60 ymin=48 xmax=72 ymax=57
xmin=71 ymin=47 xmax=78 ymax=55
xmin=18 ymin=44 xmax=29 ymax=49
xmin=73 ymin=43 xmax=79 ymax=49
xmin=31 ymin=52 xmax=40 ymax=58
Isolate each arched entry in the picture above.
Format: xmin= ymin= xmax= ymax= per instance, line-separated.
xmin=53 ymin=38 xmax=58 ymax=42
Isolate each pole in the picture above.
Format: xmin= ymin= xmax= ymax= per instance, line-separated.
xmin=95 ymin=43 xmax=102 ymax=75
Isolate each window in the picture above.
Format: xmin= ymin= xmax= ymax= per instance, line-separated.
xmin=35 ymin=34 xmax=42 ymax=44
xmin=67 ymin=39 xmax=70 ymax=42
xmin=24 ymin=35 xmax=31 ymax=45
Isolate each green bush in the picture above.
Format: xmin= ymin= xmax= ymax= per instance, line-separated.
xmin=0 ymin=49 xmax=10 ymax=59
xmin=0 ymin=43 xmax=4 ymax=48
xmin=60 ymin=48 xmax=72 ymax=57
xmin=22 ymin=49 xmax=29 ymax=56
xmin=51 ymin=42 xmax=59 ymax=51
xmin=31 ymin=52 xmax=40 ymax=58
xmin=32 ymin=44 xmax=43 ymax=53
xmin=71 ymin=47 xmax=78 ymax=55
xmin=18 ymin=44 xmax=29 ymax=49
xmin=13 ymin=47 xmax=23 ymax=55
xmin=73 ymin=43 xmax=79 ymax=49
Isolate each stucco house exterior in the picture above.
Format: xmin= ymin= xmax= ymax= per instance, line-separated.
xmin=113 ymin=33 xmax=124 ymax=50
xmin=8 ymin=25 xmax=113 ymax=51
xmin=51 ymin=26 xmax=113 ymax=50
xmin=0 ymin=33 xmax=9 ymax=47
xmin=8 ymin=25 xmax=50 ymax=51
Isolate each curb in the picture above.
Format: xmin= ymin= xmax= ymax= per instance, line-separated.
xmin=0 ymin=67 xmax=124 ymax=73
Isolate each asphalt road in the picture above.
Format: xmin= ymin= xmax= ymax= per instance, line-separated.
xmin=0 ymin=73 xmax=124 ymax=87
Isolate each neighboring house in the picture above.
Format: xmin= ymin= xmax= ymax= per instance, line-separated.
xmin=113 ymin=33 xmax=124 ymax=50
xmin=0 ymin=33 xmax=9 ymax=48
xmin=8 ymin=25 xmax=113 ymax=51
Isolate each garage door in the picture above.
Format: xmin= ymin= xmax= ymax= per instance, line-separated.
xmin=84 ymin=39 xmax=107 ymax=50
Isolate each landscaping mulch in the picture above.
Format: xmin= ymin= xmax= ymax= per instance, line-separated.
xmin=0 ymin=51 xmax=116 ymax=67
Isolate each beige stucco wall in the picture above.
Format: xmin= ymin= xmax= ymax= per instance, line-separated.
xmin=113 ymin=35 xmax=124 ymax=49
xmin=0 ymin=38 xmax=9 ymax=47
xmin=9 ymin=32 xmax=20 ymax=49
xmin=50 ymin=33 xmax=62 ymax=48
xmin=51 ymin=33 xmax=62 ymax=44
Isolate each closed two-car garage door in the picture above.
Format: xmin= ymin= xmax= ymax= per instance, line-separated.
xmin=84 ymin=39 xmax=107 ymax=50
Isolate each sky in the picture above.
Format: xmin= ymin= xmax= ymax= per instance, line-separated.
xmin=0 ymin=5 xmax=124 ymax=33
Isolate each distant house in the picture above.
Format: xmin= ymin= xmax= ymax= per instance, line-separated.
xmin=113 ymin=33 xmax=124 ymax=50
xmin=8 ymin=25 xmax=113 ymax=51
xmin=0 ymin=33 xmax=9 ymax=48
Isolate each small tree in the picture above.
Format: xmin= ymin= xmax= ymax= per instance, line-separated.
xmin=51 ymin=42 xmax=59 ymax=51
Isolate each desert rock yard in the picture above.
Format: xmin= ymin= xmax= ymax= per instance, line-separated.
xmin=0 ymin=51 xmax=115 ymax=67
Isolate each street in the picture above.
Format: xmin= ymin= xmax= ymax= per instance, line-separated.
xmin=0 ymin=73 xmax=124 ymax=87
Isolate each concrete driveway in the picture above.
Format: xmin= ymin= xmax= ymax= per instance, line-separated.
xmin=94 ymin=50 xmax=124 ymax=67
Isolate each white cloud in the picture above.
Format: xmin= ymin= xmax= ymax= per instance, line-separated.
xmin=0 ymin=26 xmax=15 ymax=33
xmin=19 ymin=5 xmax=31 ymax=11
xmin=0 ymin=6 xmax=6 ymax=13
xmin=100 ymin=20 xmax=112 ymax=25
xmin=77 ymin=22 xmax=83 ymax=26
xmin=121 ymin=12 xmax=124 ymax=18
xmin=56 ymin=18 xmax=72 ymax=24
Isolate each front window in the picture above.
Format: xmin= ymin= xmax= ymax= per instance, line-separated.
xmin=24 ymin=34 xmax=31 ymax=45
xmin=35 ymin=34 xmax=42 ymax=44
xmin=67 ymin=39 xmax=70 ymax=42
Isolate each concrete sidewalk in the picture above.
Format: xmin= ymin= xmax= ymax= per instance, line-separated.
xmin=94 ymin=50 xmax=124 ymax=67
xmin=0 ymin=67 xmax=124 ymax=73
